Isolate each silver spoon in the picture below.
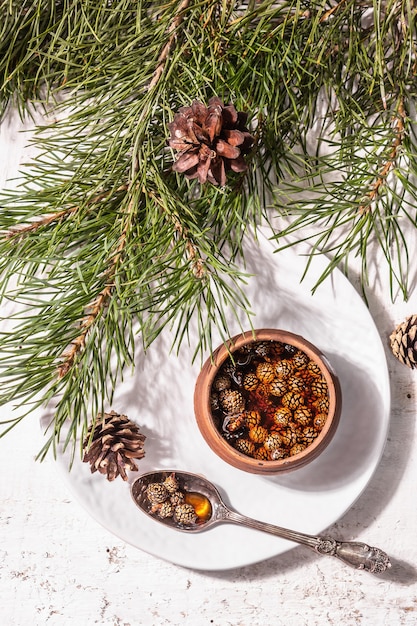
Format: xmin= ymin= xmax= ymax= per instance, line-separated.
xmin=131 ymin=470 xmax=391 ymax=574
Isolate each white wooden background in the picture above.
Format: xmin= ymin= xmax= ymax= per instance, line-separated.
xmin=1 ymin=107 xmax=416 ymax=626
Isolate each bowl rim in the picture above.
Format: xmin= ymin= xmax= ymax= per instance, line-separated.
xmin=193 ymin=328 xmax=341 ymax=474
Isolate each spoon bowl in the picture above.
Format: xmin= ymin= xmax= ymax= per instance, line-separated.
xmin=131 ymin=469 xmax=221 ymax=533
xmin=131 ymin=470 xmax=391 ymax=574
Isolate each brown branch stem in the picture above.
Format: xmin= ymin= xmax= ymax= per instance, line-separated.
xmin=359 ymin=100 xmax=406 ymax=215
xmin=4 ymin=184 xmax=129 ymax=240
xmin=319 ymin=0 xmax=347 ymax=23
xmin=146 ymin=187 xmax=206 ymax=279
xmin=147 ymin=0 xmax=191 ymax=91
xmin=57 ymin=189 xmax=137 ymax=378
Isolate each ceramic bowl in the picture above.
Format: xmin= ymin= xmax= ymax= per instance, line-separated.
xmin=194 ymin=328 xmax=341 ymax=474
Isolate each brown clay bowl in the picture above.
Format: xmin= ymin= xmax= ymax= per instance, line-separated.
xmin=194 ymin=328 xmax=342 ymax=474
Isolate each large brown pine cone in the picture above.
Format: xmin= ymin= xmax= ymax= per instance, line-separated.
xmin=390 ymin=314 xmax=417 ymax=369
xmin=168 ymin=96 xmax=254 ymax=186
xmin=83 ymin=410 xmax=146 ymax=481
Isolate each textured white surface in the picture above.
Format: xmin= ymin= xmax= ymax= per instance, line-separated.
xmin=1 ymin=109 xmax=417 ymax=626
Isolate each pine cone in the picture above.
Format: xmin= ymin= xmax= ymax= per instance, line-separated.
xmin=168 ymin=96 xmax=254 ymax=186
xmin=83 ymin=410 xmax=146 ymax=481
xmin=390 ymin=314 xmax=417 ymax=369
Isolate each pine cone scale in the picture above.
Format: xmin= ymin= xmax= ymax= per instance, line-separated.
xmin=122 ymin=449 xmax=146 ymax=459
xmin=204 ymin=112 xmax=222 ymax=142
xmin=222 ymin=129 xmax=245 ymax=146
xmin=222 ymin=104 xmax=239 ymax=126
xmin=210 ymin=158 xmax=226 ymax=187
xmin=172 ymin=151 xmax=199 ymax=173
xmin=196 ymin=157 xmax=211 ymax=185
xmin=230 ymin=156 xmax=247 ymax=173
xmin=215 ymin=139 xmax=241 ymax=159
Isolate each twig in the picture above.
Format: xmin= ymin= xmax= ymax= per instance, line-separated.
xmin=319 ymin=0 xmax=347 ymax=23
xmin=4 ymin=206 xmax=79 ymax=240
xmin=148 ymin=0 xmax=191 ymax=91
xmin=57 ymin=284 xmax=112 ymax=378
xmin=359 ymin=100 xmax=406 ymax=214
xmin=4 ymin=184 xmax=129 ymax=241
xmin=146 ymin=187 xmax=206 ymax=279
xmin=57 ymin=190 xmax=137 ymax=378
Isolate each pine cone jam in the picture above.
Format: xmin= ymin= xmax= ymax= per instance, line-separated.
xmin=194 ymin=329 xmax=341 ymax=474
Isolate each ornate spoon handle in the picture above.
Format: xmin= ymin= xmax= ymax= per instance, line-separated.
xmin=220 ymin=508 xmax=391 ymax=573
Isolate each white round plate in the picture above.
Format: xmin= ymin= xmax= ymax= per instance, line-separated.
xmin=42 ymin=227 xmax=390 ymax=570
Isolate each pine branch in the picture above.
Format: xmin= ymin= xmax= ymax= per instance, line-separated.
xmin=0 ymin=0 xmax=416 ymax=461
xmin=359 ymin=99 xmax=406 ymax=214
xmin=3 ymin=184 xmax=129 ymax=240
xmin=146 ymin=187 xmax=206 ymax=279
xmin=4 ymin=0 xmax=196 ymax=383
xmin=57 ymin=184 xmax=138 ymax=378
xmin=148 ymin=0 xmax=191 ymax=91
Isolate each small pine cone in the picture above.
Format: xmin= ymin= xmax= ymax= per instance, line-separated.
xmin=282 ymin=391 xmax=305 ymax=410
xmin=82 ymin=410 xmax=146 ymax=481
xmin=234 ymin=438 xmax=256 ymax=457
xmin=244 ymin=410 xmax=262 ymax=428
xmin=288 ymin=374 xmax=306 ymax=393
xmin=279 ymin=426 xmax=298 ymax=447
xmin=146 ymin=482 xmax=169 ymax=504
xmin=269 ymin=378 xmax=288 ymax=397
xmin=243 ymin=372 xmax=260 ymax=391
xmin=302 ymin=426 xmax=318 ymax=444
xmin=248 ymin=425 xmax=268 ymax=444
xmin=163 ymin=472 xmax=180 ymax=494
xmin=293 ymin=406 xmax=313 ymax=427
xmin=219 ymin=389 xmax=246 ymax=415
xmin=272 ymin=406 xmax=292 ymax=428
xmin=170 ymin=491 xmax=185 ymax=506
xmin=390 ymin=314 xmax=417 ymax=368
xmin=270 ymin=447 xmax=288 ymax=461
xmin=310 ymin=378 xmax=329 ymax=398
xmin=210 ymin=391 xmax=220 ymax=411
xmin=274 ymin=359 xmax=293 ymax=379
xmin=306 ymin=360 xmax=322 ymax=377
xmin=312 ymin=396 xmax=329 ymax=413
xmin=313 ymin=413 xmax=328 ymax=432
xmin=212 ymin=373 xmax=232 ymax=392
xmin=290 ymin=443 xmax=307 ymax=456
xmin=253 ymin=341 xmax=273 ymax=359
xmin=292 ymin=350 xmax=310 ymax=370
xmin=264 ymin=432 xmax=284 ymax=452
xmin=157 ymin=501 xmax=175 ymax=519
xmin=256 ymin=361 xmax=276 ymax=383
xmin=173 ymin=503 xmax=198 ymax=525
xmin=168 ymin=97 xmax=254 ymax=186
